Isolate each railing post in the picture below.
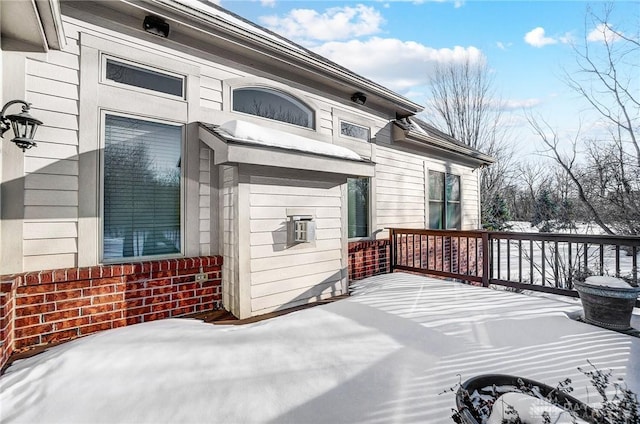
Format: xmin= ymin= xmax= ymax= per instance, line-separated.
xmin=389 ymin=228 xmax=396 ymax=273
xmin=482 ymin=231 xmax=490 ymax=287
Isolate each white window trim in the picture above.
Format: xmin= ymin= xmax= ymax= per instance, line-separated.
xmin=100 ymin=54 xmax=187 ymax=101
xmin=78 ymin=32 xmax=201 ymax=267
xmin=98 ymin=111 xmax=186 ymax=263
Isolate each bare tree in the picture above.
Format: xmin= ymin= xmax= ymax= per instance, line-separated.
xmin=511 ymin=161 xmax=553 ymax=221
xmin=565 ymin=4 xmax=639 ymax=168
xmin=528 ymin=4 xmax=639 ymax=236
xmin=427 ymin=57 xmax=516 ymax=229
xmin=428 ymin=58 xmax=495 ymax=150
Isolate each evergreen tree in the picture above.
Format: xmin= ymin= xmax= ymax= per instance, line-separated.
xmin=531 ymin=188 xmax=557 ymax=232
xmin=482 ymin=194 xmax=512 ymax=231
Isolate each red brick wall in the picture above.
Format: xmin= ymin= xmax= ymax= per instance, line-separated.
xmin=348 ymin=239 xmax=390 ymax=281
xmin=0 ymin=256 xmax=222 ymax=371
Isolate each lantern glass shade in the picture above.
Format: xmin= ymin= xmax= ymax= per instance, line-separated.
xmin=7 ymin=110 xmax=42 ymax=151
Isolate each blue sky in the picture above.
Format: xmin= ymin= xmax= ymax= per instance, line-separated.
xmin=215 ymin=0 xmax=639 ymax=158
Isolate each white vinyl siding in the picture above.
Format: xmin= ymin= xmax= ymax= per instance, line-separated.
xmin=199 ymin=145 xmax=214 ymax=256
xmin=200 ymin=74 xmax=223 ymax=111
xmin=248 ymin=175 xmax=344 ymax=315
xmin=21 ymin=26 xmax=80 ymax=271
xmin=221 ymin=165 xmax=240 ymax=314
xmin=374 ymin=145 xmax=480 ymax=232
xmin=375 ymin=147 xmax=425 ymax=229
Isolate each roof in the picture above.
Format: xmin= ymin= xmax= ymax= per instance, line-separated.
xmin=204 ymin=120 xmax=364 ymax=162
xmin=198 ymin=121 xmax=375 ymax=177
xmin=393 ymin=117 xmax=495 ymax=167
xmin=151 ymin=0 xmax=423 ymax=116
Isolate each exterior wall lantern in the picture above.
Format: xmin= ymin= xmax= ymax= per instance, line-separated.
xmin=351 ymin=92 xmax=366 ymax=105
xmin=0 ymin=100 xmax=43 ymax=152
xmin=143 ymin=15 xmax=170 ymax=38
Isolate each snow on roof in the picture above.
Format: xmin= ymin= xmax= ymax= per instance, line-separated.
xmin=216 ymin=120 xmax=363 ymax=161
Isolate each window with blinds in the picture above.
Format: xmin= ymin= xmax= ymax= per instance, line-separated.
xmin=428 ymin=171 xmax=461 ymax=229
xmin=103 ymin=115 xmax=182 ymax=260
xmin=348 ymin=178 xmax=369 ymax=238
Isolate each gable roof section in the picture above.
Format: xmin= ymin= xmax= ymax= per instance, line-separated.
xmin=199 ymin=121 xmax=375 ymax=177
xmin=392 ymin=117 xmax=495 ymax=168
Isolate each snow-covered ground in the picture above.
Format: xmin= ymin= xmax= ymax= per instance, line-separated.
xmin=493 ymin=221 xmax=638 ymax=286
xmin=2 ymin=273 xmax=639 ymax=423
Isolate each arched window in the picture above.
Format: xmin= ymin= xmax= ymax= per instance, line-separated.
xmin=232 ymin=87 xmax=314 ymax=129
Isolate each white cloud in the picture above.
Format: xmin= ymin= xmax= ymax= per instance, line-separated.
xmin=260 ymin=0 xmax=276 ymax=7
xmin=312 ymin=37 xmax=484 ymax=93
xmin=587 ymin=23 xmax=622 ymax=43
xmin=411 ymin=0 xmax=465 ymax=6
xmin=559 ymin=32 xmax=574 ymax=44
xmin=496 ymin=41 xmax=513 ymax=51
xmin=524 ymin=27 xmax=557 ymax=48
xmin=501 ymin=98 xmax=543 ymax=111
xmin=259 ymin=5 xmax=384 ymax=43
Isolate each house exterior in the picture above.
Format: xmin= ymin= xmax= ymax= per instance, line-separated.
xmin=0 ymin=0 xmax=493 ymax=367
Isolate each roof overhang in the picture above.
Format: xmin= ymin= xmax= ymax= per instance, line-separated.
xmin=1 ymin=0 xmax=66 ymax=51
xmin=199 ymin=123 xmax=375 ymax=178
xmin=392 ymin=122 xmax=495 ymax=168
xmin=61 ymin=0 xmax=422 ymax=118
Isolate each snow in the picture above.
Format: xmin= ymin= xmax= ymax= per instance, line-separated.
xmin=487 ymin=392 xmax=588 ymax=424
xmin=218 ymin=120 xmax=363 ymax=161
xmin=494 ymin=221 xmax=639 ymax=286
xmin=2 ymin=273 xmax=639 ymax=423
xmin=585 ymin=275 xmax=635 ymax=289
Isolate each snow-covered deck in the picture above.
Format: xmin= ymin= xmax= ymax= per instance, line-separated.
xmin=1 ymin=273 xmax=639 ymax=423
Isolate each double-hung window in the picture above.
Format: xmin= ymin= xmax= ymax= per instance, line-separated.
xmin=103 ymin=114 xmax=183 ymax=260
xmin=428 ymin=171 xmax=461 ymax=229
xmin=347 ymin=178 xmax=369 ymax=238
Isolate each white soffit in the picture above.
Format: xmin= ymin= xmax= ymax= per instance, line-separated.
xmin=0 ymin=0 xmax=65 ymax=51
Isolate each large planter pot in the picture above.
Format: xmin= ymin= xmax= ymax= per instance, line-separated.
xmin=574 ymin=276 xmax=640 ymax=332
xmin=454 ymin=374 xmax=597 ymax=424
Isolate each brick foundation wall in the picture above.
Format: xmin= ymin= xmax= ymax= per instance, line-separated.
xmin=0 ymin=256 xmax=222 ymax=372
xmin=348 ymin=239 xmax=390 ymax=281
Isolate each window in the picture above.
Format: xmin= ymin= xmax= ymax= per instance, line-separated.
xmin=233 ymin=87 xmax=314 ymax=128
xmin=348 ymin=178 xmax=369 ymax=238
xmin=429 ymin=171 xmax=461 ymax=229
xmin=105 ymin=58 xmax=184 ymax=97
xmin=103 ymin=115 xmax=182 ymax=260
xmin=340 ymin=121 xmax=370 ymax=141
